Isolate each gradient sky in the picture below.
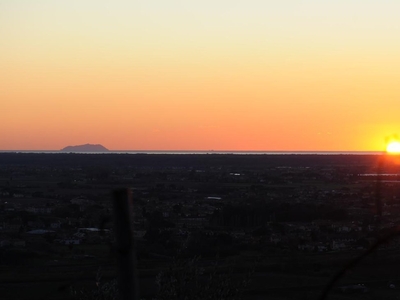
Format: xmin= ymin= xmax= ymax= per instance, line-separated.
xmin=1 ymin=0 xmax=400 ymax=151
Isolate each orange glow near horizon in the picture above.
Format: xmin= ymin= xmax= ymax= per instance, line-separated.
xmin=1 ymin=1 xmax=400 ymax=151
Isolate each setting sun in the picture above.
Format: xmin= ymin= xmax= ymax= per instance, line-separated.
xmin=386 ymin=141 xmax=400 ymax=154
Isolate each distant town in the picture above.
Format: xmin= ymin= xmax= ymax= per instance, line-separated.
xmin=0 ymin=153 xmax=400 ymax=299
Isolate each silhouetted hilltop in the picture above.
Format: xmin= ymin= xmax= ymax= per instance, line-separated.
xmin=60 ymin=144 xmax=109 ymax=152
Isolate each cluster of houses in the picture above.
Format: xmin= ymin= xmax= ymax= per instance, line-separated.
xmin=0 ymin=196 xmax=112 ymax=250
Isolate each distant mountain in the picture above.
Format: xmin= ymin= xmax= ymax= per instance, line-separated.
xmin=60 ymin=144 xmax=109 ymax=153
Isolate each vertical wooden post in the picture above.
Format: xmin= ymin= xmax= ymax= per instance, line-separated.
xmin=113 ymin=188 xmax=139 ymax=300
xmin=375 ymin=155 xmax=385 ymax=225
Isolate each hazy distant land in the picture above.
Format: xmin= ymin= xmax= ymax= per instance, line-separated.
xmin=60 ymin=143 xmax=109 ymax=153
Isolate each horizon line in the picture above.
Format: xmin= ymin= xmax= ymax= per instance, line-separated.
xmin=0 ymin=149 xmax=384 ymax=154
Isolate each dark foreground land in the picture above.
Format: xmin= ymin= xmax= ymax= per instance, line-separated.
xmin=1 ymin=153 xmax=400 ymax=300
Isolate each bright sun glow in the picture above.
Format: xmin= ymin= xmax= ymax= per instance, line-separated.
xmin=386 ymin=141 xmax=400 ymax=154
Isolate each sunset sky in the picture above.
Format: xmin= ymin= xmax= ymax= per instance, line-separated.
xmin=1 ymin=1 xmax=400 ymax=151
